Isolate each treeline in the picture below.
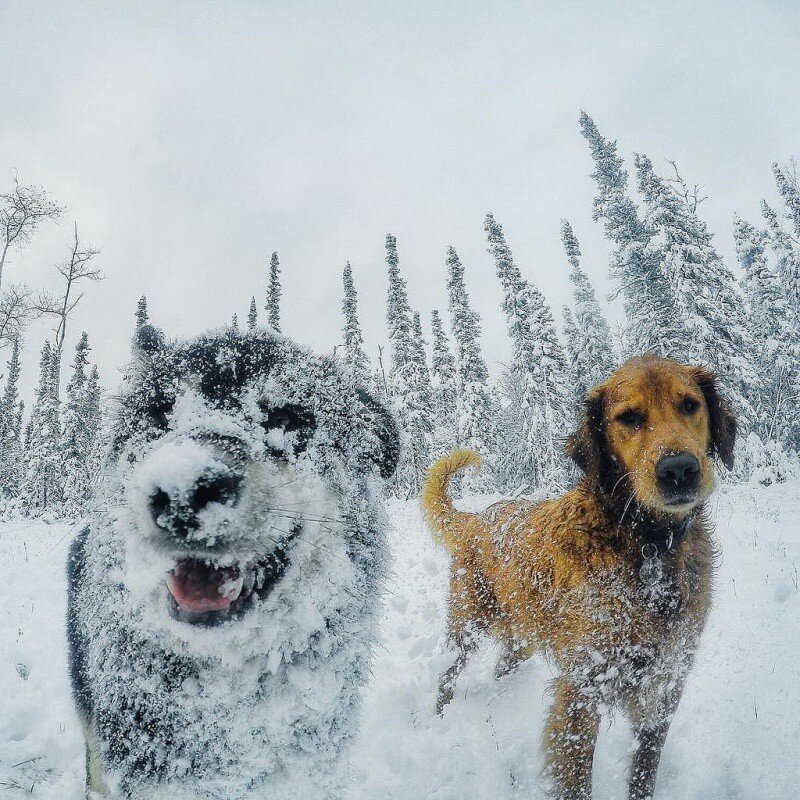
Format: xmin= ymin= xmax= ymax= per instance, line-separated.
xmin=337 ymin=113 xmax=800 ymax=497
xmin=2 ymin=110 xmax=799 ymax=516
xmin=0 ymin=177 xmax=105 ymax=518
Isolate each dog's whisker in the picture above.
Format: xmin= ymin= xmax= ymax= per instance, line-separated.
xmin=609 ymin=471 xmax=634 ymax=500
xmin=267 ymin=509 xmax=346 ymax=525
xmin=617 ymin=490 xmax=638 ymax=528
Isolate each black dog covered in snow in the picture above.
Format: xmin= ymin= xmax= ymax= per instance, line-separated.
xmin=67 ymin=325 xmax=398 ymax=800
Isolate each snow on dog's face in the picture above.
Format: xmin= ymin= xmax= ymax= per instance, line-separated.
xmin=107 ymin=325 xmax=398 ymax=639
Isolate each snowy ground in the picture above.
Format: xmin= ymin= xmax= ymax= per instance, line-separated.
xmin=1 ymin=482 xmax=799 ymax=799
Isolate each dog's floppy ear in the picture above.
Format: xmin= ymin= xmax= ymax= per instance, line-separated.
xmin=133 ymin=323 xmax=166 ymax=357
xmin=356 ymin=389 xmax=400 ymax=479
xmin=690 ymin=366 xmax=737 ymax=470
xmin=567 ymin=384 xmax=607 ymax=480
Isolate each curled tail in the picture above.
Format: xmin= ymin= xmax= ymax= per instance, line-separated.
xmin=421 ymin=449 xmax=482 ymax=550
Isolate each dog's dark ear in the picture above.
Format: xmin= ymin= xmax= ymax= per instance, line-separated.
xmin=567 ymin=385 xmax=607 ymax=479
xmin=356 ymin=389 xmax=400 ymax=479
xmin=690 ymin=366 xmax=737 ymax=470
xmin=133 ymin=323 xmax=165 ymax=357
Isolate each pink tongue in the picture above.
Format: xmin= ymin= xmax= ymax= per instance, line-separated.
xmin=166 ymin=560 xmax=241 ymax=613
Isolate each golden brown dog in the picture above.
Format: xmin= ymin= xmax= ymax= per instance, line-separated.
xmin=422 ymin=354 xmax=736 ymax=800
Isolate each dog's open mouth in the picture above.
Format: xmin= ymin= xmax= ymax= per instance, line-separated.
xmin=165 ymin=528 xmax=299 ymax=626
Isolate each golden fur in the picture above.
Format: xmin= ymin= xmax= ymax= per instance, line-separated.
xmin=423 ymin=354 xmax=736 ymax=800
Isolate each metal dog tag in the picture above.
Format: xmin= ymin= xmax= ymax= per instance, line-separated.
xmin=639 ymin=543 xmax=663 ymax=587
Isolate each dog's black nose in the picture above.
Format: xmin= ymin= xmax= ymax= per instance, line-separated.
xmin=150 ymin=472 xmax=241 ymax=535
xmin=655 ymin=452 xmax=700 ymax=498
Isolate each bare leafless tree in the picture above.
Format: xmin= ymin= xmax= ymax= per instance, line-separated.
xmin=34 ymin=222 xmax=103 ymax=355
xmin=665 ymin=159 xmax=707 ymax=213
xmin=0 ymin=173 xmax=64 ymax=292
xmin=0 ymin=283 xmax=36 ymax=348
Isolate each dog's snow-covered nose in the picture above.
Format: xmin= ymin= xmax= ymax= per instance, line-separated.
xmin=149 ymin=470 xmax=242 ymax=537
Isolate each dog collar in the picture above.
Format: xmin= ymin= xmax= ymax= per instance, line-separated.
xmin=633 ymin=507 xmax=696 ymax=551
xmin=638 ymin=512 xmax=695 ymax=588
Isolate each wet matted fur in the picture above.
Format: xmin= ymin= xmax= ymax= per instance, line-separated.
xmin=423 ymin=354 xmax=736 ymax=800
xmin=67 ymin=325 xmax=399 ymax=800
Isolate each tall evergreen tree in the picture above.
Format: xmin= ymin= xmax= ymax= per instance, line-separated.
xmin=266 ymin=251 xmax=282 ymax=332
xmin=0 ymin=336 xmax=22 ymax=498
xmin=410 ymin=311 xmax=435 ymax=415
xmin=734 ymin=215 xmax=800 ymax=445
xmin=485 ymin=213 xmax=570 ymax=492
xmin=385 ymin=235 xmax=414 ymax=372
xmin=61 ymin=333 xmax=93 ymax=515
xmin=445 ymin=246 xmax=495 ymax=489
xmin=772 ymin=162 xmax=800 ymax=238
xmin=579 ymin=111 xmax=684 ymax=358
xmin=429 ymin=309 xmax=458 ymax=457
xmin=20 ymin=342 xmax=62 ymax=513
xmin=562 ymin=305 xmax=578 ymax=362
xmin=231 ymin=313 xmax=239 ymax=332
xmin=761 ymin=200 xmax=800 ymax=313
xmin=635 ymin=154 xmax=758 ymax=426
xmin=341 ymin=262 xmax=371 ymax=387
xmin=135 ymin=296 xmax=149 ymax=329
xmin=385 ymin=234 xmax=431 ymax=495
xmin=247 ymin=297 xmax=258 ymax=331
xmin=560 ymin=220 xmax=615 ymax=405
xmin=82 ymin=364 xmax=104 ymax=502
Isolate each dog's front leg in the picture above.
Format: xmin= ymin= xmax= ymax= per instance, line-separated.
xmin=626 ymin=678 xmax=684 ymax=800
xmin=628 ymin=719 xmax=671 ymax=800
xmin=543 ymin=677 xmax=600 ymax=800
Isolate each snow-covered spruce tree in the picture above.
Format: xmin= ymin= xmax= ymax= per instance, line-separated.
xmin=385 ymin=234 xmax=432 ymax=496
xmin=484 ymin=214 xmax=570 ymax=494
xmin=61 ymin=333 xmax=94 ymax=516
xmin=579 ymin=112 xmax=685 ymax=358
xmin=411 ymin=309 xmax=435 ymax=453
xmin=561 ymin=304 xmax=581 ymax=400
xmin=247 ymin=297 xmax=258 ymax=331
xmin=772 ymin=162 xmax=800 ymax=238
xmin=231 ymin=313 xmax=239 ymax=332
xmin=20 ymin=342 xmax=63 ymax=514
xmin=635 ymin=154 xmax=759 ymax=428
xmin=734 ymin=215 xmax=800 ymax=447
xmin=761 ymin=200 xmax=800 ymax=314
xmin=266 ymin=251 xmax=282 ymax=332
xmin=0 ymin=336 xmax=23 ymax=498
xmin=135 ymin=296 xmax=149 ymax=329
xmin=445 ymin=246 xmax=495 ymax=490
xmin=429 ymin=309 xmax=458 ymax=457
xmin=341 ymin=262 xmax=371 ymax=388
xmin=560 ymin=220 xmax=615 ymax=405
xmin=82 ymin=363 xmax=104 ymax=501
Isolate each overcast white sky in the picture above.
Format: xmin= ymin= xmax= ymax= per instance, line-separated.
xmin=1 ymin=1 xmax=799 ymax=399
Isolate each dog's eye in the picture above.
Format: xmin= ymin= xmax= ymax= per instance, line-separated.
xmin=261 ymin=403 xmax=315 ymax=457
xmin=679 ymin=396 xmax=700 ymax=415
xmin=615 ymin=409 xmax=644 ymax=429
xmin=262 ymin=404 xmax=314 ymax=432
